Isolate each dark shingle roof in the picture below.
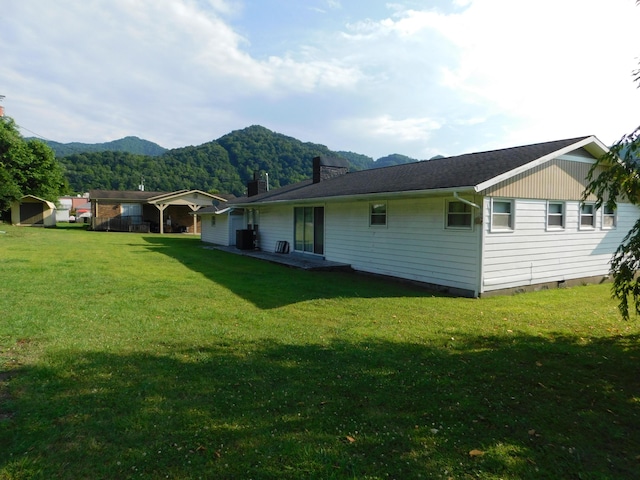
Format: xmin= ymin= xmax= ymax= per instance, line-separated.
xmin=231 ymin=136 xmax=593 ymax=204
xmin=89 ymin=190 xmax=168 ymax=201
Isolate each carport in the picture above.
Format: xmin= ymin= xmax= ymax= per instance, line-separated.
xmin=147 ymin=190 xmax=227 ymax=234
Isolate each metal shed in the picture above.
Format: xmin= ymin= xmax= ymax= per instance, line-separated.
xmin=10 ymin=195 xmax=57 ymax=227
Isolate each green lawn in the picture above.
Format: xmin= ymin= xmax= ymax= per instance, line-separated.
xmin=1 ymin=224 xmax=639 ymax=479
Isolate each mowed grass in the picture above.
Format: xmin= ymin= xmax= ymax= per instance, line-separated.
xmin=0 ymin=225 xmax=639 ymax=479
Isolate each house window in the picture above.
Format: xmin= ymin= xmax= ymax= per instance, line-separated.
xmin=446 ymin=201 xmax=472 ymax=229
xmin=210 ymin=215 xmax=216 ymax=226
xmin=121 ymin=203 xmax=142 ymax=224
xmin=370 ymin=203 xmax=387 ymax=226
xmin=491 ymin=199 xmax=514 ymax=231
xmin=547 ymin=202 xmax=564 ymax=229
xmin=580 ymin=203 xmax=595 ymax=229
xmin=602 ymin=205 xmax=616 ymax=229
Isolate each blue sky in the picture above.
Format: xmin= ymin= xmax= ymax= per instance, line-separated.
xmin=2 ymin=0 xmax=639 ymax=160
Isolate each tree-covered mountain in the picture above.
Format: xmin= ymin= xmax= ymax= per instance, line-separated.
xmin=58 ymin=126 xmax=422 ymax=196
xmin=42 ymin=136 xmax=167 ymax=157
xmin=335 ymin=151 xmax=376 ymax=170
xmin=373 ymin=153 xmax=419 ymax=168
xmin=61 ymin=147 xmax=244 ymax=194
xmin=217 ymin=125 xmax=349 ymax=190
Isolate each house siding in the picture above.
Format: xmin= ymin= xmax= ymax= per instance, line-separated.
xmin=201 ymin=213 xmax=229 ymax=245
xmin=201 ymin=211 xmax=246 ymax=246
xmin=324 ymin=197 xmax=481 ymax=294
xmin=256 ymin=206 xmax=293 ymax=252
xmin=481 ymin=155 xmax=601 ymax=201
xmin=481 ymin=199 xmax=637 ymax=292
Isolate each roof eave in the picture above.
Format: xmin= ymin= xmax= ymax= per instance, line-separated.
xmin=230 ymin=186 xmax=477 ymax=207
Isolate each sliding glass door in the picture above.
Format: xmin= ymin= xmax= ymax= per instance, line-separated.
xmin=294 ymin=206 xmax=324 ymax=255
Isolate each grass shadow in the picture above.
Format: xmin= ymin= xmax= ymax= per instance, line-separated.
xmin=140 ymin=235 xmax=441 ymax=309
xmin=2 ymin=333 xmax=639 ymax=479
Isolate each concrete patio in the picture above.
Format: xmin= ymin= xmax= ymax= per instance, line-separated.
xmin=211 ymin=246 xmax=352 ymax=271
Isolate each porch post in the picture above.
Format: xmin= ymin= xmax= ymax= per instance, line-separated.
xmin=156 ymin=204 xmax=168 ymax=234
xmin=188 ymin=204 xmax=201 ymax=234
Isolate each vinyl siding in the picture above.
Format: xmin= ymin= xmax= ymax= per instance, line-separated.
xmin=200 ymin=213 xmax=230 ymax=245
xmin=481 ymin=155 xmax=602 ymax=201
xmin=324 ymin=197 xmax=481 ymax=293
xmin=481 ymin=199 xmax=638 ymax=292
xmin=256 ymin=205 xmax=294 ymax=253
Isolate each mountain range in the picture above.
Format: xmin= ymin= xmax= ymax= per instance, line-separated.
xmin=44 ymin=136 xmax=168 ymax=157
xmin=45 ymin=126 xmax=426 ymax=196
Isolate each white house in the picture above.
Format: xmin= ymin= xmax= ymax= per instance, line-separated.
xmin=198 ymin=135 xmax=637 ymax=297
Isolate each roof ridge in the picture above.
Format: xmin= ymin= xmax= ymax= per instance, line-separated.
xmin=436 ymin=135 xmax=592 ymax=162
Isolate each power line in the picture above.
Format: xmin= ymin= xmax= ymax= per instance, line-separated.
xmin=16 ymin=123 xmax=57 ymax=143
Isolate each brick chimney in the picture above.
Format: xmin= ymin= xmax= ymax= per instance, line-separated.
xmin=312 ymin=156 xmax=349 ymax=183
xmin=247 ymin=171 xmax=268 ymax=197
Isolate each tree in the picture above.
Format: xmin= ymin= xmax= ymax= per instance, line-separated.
xmin=583 ymin=4 xmax=640 ymax=318
xmin=584 ymin=127 xmax=640 ymax=318
xmin=0 ymin=117 xmax=67 ymax=214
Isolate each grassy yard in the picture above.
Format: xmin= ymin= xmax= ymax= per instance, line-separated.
xmin=0 ymin=224 xmax=639 ymax=479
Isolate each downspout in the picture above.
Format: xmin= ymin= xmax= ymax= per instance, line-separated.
xmin=477 ymin=198 xmax=485 ymax=298
xmin=453 ymin=191 xmax=480 ymax=209
xmin=453 ymin=192 xmax=482 ymax=297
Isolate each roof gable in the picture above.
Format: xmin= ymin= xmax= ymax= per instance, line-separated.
xmin=147 ymin=189 xmax=227 ymax=205
xmin=19 ymin=194 xmax=56 ymax=209
xmin=474 ymin=136 xmax=607 ymax=192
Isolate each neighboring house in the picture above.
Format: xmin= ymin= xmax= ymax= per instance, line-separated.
xmin=90 ymin=189 xmax=226 ymax=233
xmin=57 ymin=195 xmax=91 ymax=222
xmin=74 ymin=202 xmax=92 ymax=223
xmin=199 ymin=135 xmax=638 ymax=297
xmin=10 ymin=195 xmax=57 ymax=227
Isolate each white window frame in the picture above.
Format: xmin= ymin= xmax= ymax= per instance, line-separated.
xmin=579 ymin=203 xmax=595 ymax=230
xmin=445 ymin=200 xmax=473 ymax=230
xmin=370 ymin=202 xmax=387 ymax=227
xmin=602 ymin=205 xmax=616 ymax=229
xmin=210 ymin=215 xmax=216 ymax=227
xmin=546 ymin=201 xmax=565 ymax=230
xmin=490 ymin=199 xmax=514 ymax=232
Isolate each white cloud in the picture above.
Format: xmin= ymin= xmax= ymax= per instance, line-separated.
xmin=349 ymin=115 xmax=441 ymax=141
xmin=2 ymin=0 xmax=639 ymax=158
xmin=336 ymin=0 xmax=640 ymax=152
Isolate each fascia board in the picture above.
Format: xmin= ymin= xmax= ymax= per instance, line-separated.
xmin=230 ymin=186 xmax=476 ymax=207
xmin=147 ymin=190 xmax=189 ymax=202
xmin=474 ymin=136 xmax=603 ymax=193
xmin=148 ymin=190 xmax=227 ymax=204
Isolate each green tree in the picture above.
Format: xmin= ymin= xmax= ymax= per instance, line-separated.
xmin=584 ymin=6 xmax=640 ymax=319
xmin=0 ymin=117 xmax=67 ymax=213
xmin=584 ymin=127 xmax=640 ymax=319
